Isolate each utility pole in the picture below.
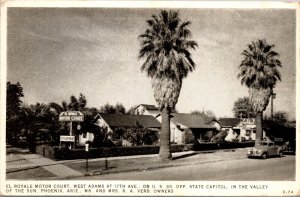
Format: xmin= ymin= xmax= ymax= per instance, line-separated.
xmin=271 ymin=87 xmax=276 ymax=121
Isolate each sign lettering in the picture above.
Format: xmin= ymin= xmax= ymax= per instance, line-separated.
xmin=59 ymin=111 xmax=84 ymax=122
xmin=60 ymin=135 xmax=75 ymax=142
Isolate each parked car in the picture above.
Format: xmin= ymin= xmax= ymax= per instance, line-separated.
xmin=247 ymin=141 xmax=283 ymax=159
xmin=283 ymin=140 xmax=296 ymax=155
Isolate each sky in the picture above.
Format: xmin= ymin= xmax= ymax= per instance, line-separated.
xmin=7 ymin=8 xmax=296 ymax=119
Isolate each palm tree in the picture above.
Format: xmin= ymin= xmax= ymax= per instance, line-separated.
xmin=47 ymin=94 xmax=98 ymax=145
xmin=237 ymin=39 xmax=282 ymax=145
xmin=19 ymin=103 xmax=51 ymax=152
xmin=138 ymin=10 xmax=198 ymax=160
xmin=47 ymin=94 xmax=87 ymax=121
xmin=46 ymin=101 xmax=69 ymax=144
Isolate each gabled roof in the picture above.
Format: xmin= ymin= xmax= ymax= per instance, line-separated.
xmin=134 ymin=104 xmax=158 ymax=111
xmin=218 ymin=118 xmax=241 ymax=127
xmin=97 ymin=113 xmax=161 ymax=128
xmin=169 ymin=113 xmax=214 ymax=129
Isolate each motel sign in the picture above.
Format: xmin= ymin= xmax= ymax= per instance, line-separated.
xmin=59 ymin=111 xmax=84 ymax=122
xmin=60 ymin=135 xmax=75 ymax=142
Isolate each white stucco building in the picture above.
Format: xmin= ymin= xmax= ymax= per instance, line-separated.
xmin=219 ymin=118 xmax=267 ymax=142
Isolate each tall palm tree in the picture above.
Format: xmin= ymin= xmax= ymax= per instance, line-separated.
xmin=238 ymin=39 xmax=282 ymax=145
xmin=139 ymin=10 xmax=198 ymax=160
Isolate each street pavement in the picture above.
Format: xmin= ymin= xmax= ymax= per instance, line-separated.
xmin=6 ymin=146 xmax=296 ymax=181
xmin=82 ymin=154 xmax=294 ymax=180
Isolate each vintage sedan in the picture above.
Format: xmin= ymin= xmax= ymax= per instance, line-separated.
xmin=247 ymin=141 xmax=283 ymax=159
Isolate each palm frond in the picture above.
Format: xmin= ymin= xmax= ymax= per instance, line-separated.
xmin=238 ymin=39 xmax=282 ymax=89
xmin=138 ymin=10 xmax=198 ymax=110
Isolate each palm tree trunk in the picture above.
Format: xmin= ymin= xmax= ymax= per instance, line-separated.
xmin=270 ymin=87 xmax=274 ymax=121
xmin=159 ymin=107 xmax=172 ymax=160
xmin=255 ymin=111 xmax=263 ymax=146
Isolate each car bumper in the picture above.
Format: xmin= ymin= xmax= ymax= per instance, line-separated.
xmin=247 ymin=152 xmax=263 ymax=157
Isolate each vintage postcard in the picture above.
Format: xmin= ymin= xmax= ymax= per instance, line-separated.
xmin=0 ymin=1 xmax=299 ymax=196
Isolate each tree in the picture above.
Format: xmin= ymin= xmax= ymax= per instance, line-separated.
xmin=99 ymin=103 xmax=126 ymax=114
xmin=6 ymin=82 xmax=24 ymax=144
xmin=191 ymin=110 xmax=202 ymax=114
xmin=237 ymin=39 xmax=282 ymax=145
xmin=48 ymin=93 xmax=87 ymax=116
xmin=126 ymin=106 xmax=136 ymax=114
xmin=100 ymin=103 xmax=116 ymax=114
xmin=67 ymin=94 xmax=87 ymax=111
xmin=204 ymin=110 xmax=216 ymax=118
xmin=115 ymin=103 xmax=126 ymax=114
xmin=232 ymin=97 xmax=255 ymax=118
xmin=139 ymin=10 xmax=198 ymax=160
xmin=19 ymin=103 xmax=50 ymax=152
xmin=268 ymin=111 xmax=288 ymax=125
xmin=46 ymin=93 xmax=90 ymax=145
xmin=191 ymin=110 xmax=216 ymax=118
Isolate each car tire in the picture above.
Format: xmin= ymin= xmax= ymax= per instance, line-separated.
xmin=279 ymin=152 xmax=283 ymax=157
xmin=262 ymin=153 xmax=267 ymax=159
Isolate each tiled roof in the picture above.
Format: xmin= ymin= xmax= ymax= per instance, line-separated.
xmin=218 ymin=118 xmax=241 ymax=127
xmin=98 ymin=113 xmax=161 ymax=128
xmin=134 ymin=104 xmax=158 ymax=110
xmin=170 ymin=113 xmax=214 ymax=129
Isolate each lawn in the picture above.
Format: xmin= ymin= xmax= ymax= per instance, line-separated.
xmin=6 ymin=167 xmax=56 ymax=180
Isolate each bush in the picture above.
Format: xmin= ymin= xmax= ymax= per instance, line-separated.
xmin=210 ymin=130 xmax=227 ymax=143
xmin=141 ymin=129 xmax=158 ymax=145
xmin=182 ymin=129 xmax=196 ymax=144
xmin=123 ymin=125 xmax=158 ymax=146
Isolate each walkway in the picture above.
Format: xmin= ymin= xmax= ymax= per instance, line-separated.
xmin=19 ymin=154 xmax=84 ymax=178
xmin=6 ymin=146 xmax=84 ymax=179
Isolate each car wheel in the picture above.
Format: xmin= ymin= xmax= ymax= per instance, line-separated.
xmin=279 ymin=152 xmax=283 ymax=157
xmin=262 ymin=153 xmax=267 ymax=159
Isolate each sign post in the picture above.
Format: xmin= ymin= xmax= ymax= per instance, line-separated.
xmin=70 ymin=122 xmax=72 ymax=136
xmin=59 ymin=111 xmax=84 ymax=150
xmin=85 ymin=143 xmax=89 ymax=173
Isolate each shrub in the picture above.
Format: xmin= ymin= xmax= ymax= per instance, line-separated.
xmin=210 ymin=130 xmax=228 ymax=143
xmin=182 ymin=129 xmax=196 ymax=144
xmin=123 ymin=124 xmax=158 ymax=146
xmin=141 ymin=129 xmax=158 ymax=145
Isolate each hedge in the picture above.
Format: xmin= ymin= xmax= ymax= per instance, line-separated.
xmin=36 ymin=141 xmax=254 ymax=160
xmin=36 ymin=144 xmax=186 ymax=160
